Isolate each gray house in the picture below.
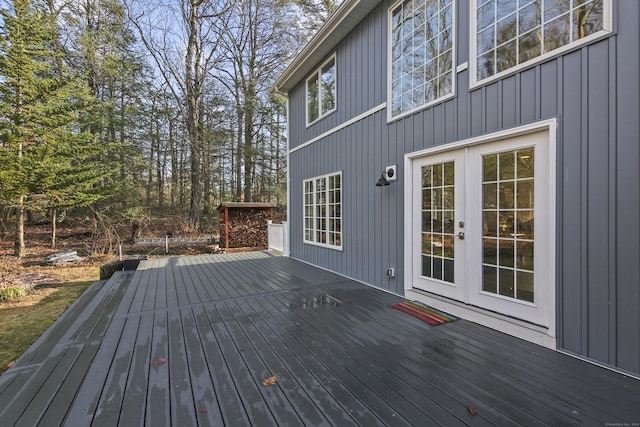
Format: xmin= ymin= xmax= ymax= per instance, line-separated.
xmin=274 ymin=0 xmax=640 ymax=377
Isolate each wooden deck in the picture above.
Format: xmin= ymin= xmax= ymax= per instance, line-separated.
xmin=1 ymin=251 xmax=639 ymax=426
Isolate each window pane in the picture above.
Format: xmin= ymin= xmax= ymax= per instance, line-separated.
xmin=517 ymin=148 xmax=535 ymax=178
xmin=496 ymin=39 xmax=517 ymax=73
xmin=483 ymin=265 xmax=498 ymax=293
xmin=483 ymin=211 xmax=498 ymax=235
xmin=545 ymin=0 xmax=570 ymax=20
xmin=483 ymin=238 xmax=498 ymax=265
xmin=497 ymin=0 xmax=517 ymax=21
xmin=516 ymin=271 xmax=535 ymax=302
xmin=519 ymin=28 xmax=541 ymax=63
xmin=499 ymin=211 xmax=515 ymax=237
xmin=499 ymin=240 xmax=515 ymax=267
xmin=519 ymin=1 xmax=541 ymax=34
xmin=517 ymin=210 xmax=534 ymax=239
xmin=517 ymin=180 xmax=534 ymax=209
xmin=498 ymin=268 xmax=515 ymax=297
xmin=307 ymin=75 xmax=319 ymax=123
xmin=321 ymin=58 xmax=336 ymax=114
xmin=422 ymin=210 xmax=432 ymax=232
xmin=477 ymin=0 xmax=604 ymax=80
xmin=499 ymin=181 xmax=515 ymax=209
xmin=573 ymin=0 xmax=603 ymax=41
xmin=483 ymin=183 xmax=497 ymax=208
xmin=477 ymin=0 xmax=495 ymax=30
xmin=477 ymin=26 xmax=495 ymax=55
xmin=496 ymin=12 xmax=516 ymax=46
xmin=443 ymin=258 xmax=454 ymax=282
xmin=443 ymin=161 xmax=454 ymax=185
xmin=390 ymin=0 xmax=453 ymax=117
xmin=422 ymin=255 xmax=433 ymax=277
xmin=544 ymin=14 xmax=571 ymax=52
xmin=516 ymin=241 xmax=534 ymax=270
xmin=477 ymin=51 xmax=495 ymax=80
xmin=499 ymin=151 xmax=515 ymax=180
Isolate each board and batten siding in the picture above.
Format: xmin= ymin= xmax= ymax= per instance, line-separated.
xmin=287 ymin=0 xmax=640 ymax=375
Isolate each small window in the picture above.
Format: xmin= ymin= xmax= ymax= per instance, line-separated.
xmin=389 ymin=0 xmax=455 ymax=119
xmin=473 ymin=0 xmax=610 ymax=84
xmin=306 ymin=55 xmax=336 ymax=125
xmin=304 ymin=172 xmax=342 ymax=249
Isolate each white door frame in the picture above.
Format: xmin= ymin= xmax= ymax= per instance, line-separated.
xmin=403 ymin=119 xmax=557 ymax=347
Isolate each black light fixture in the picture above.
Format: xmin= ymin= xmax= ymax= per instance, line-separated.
xmin=375 ymin=165 xmax=397 ymax=187
xmin=376 ymin=172 xmax=390 ymax=186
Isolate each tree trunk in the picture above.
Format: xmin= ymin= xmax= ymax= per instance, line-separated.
xmin=147 ymin=100 xmax=156 ymax=205
xmin=14 ymin=196 xmax=25 ymax=257
xmin=51 ymin=208 xmax=57 ymax=249
xmin=243 ymin=96 xmax=253 ymax=202
xmin=157 ymin=114 xmax=164 ymax=209
xmin=185 ymin=0 xmax=202 ymax=231
xmin=235 ymin=104 xmax=243 ymax=201
xmin=0 ymin=205 xmax=9 ymax=239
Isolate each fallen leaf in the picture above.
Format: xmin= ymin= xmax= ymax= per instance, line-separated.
xmin=199 ymin=408 xmax=207 ymax=413
xmin=151 ymin=358 xmax=166 ymax=366
xmin=1 ymin=361 xmax=15 ymax=372
xmin=467 ymin=405 xmax=478 ymax=416
xmin=262 ymin=375 xmax=277 ymax=386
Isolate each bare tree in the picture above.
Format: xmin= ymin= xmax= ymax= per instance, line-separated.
xmin=126 ymin=0 xmax=231 ymax=230
xmin=213 ymin=0 xmax=298 ymax=202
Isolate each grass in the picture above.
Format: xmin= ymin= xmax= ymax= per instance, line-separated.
xmin=0 ymin=265 xmax=99 ymax=371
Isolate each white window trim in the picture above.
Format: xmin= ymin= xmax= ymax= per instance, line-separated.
xmin=306 ymin=54 xmax=337 ymax=127
xmin=469 ymin=0 xmax=613 ymax=89
xmin=303 ymin=171 xmax=343 ymax=250
xmin=386 ymin=0 xmax=457 ymax=123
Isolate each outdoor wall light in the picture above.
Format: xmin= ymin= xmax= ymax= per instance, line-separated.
xmin=375 ymin=173 xmax=390 ymax=186
xmin=375 ymin=165 xmax=397 ymax=187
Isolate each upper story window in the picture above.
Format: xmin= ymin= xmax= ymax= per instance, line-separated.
xmin=306 ymin=55 xmax=337 ymax=126
xmin=304 ymin=172 xmax=342 ymax=249
xmin=389 ymin=0 xmax=455 ymax=119
xmin=474 ymin=0 xmax=610 ymax=84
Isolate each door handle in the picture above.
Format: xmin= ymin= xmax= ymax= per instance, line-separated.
xmin=456 ymin=231 xmax=465 ymax=240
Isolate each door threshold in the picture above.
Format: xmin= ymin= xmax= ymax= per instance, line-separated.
xmin=405 ymin=288 xmax=556 ymax=349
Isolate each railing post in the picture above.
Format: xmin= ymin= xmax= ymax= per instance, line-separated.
xmin=282 ymin=221 xmax=289 ymax=257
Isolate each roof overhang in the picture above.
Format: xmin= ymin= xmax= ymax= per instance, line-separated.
xmin=273 ymin=0 xmax=381 ymax=94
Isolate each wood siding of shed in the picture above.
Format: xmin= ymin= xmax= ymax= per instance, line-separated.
xmin=287 ymin=0 xmax=640 ymax=375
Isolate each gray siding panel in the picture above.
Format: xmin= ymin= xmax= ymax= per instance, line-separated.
xmin=286 ymin=0 xmax=640 ymax=375
xmin=615 ymin=0 xmax=640 ymax=374
xmin=586 ymin=41 xmax=611 ymax=363
xmin=561 ymin=50 xmax=585 ymax=355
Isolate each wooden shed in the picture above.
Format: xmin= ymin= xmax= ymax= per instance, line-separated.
xmin=217 ymin=202 xmax=275 ymax=251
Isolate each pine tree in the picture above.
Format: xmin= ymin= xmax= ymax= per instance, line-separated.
xmin=0 ymin=0 xmax=106 ymax=255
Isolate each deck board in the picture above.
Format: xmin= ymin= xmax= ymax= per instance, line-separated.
xmin=1 ymin=251 xmax=639 ymax=426
xmin=145 ymin=311 xmax=170 ymax=426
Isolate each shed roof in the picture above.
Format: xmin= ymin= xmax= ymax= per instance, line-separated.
xmin=273 ymin=0 xmax=380 ymax=94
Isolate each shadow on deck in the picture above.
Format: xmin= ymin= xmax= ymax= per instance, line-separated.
xmin=1 ymin=251 xmax=639 ymax=426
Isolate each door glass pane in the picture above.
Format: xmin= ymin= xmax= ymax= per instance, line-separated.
xmin=421 ymin=161 xmax=455 ymax=283
xmin=482 ymin=148 xmax=535 ymax=302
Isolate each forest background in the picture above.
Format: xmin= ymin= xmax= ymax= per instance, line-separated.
xmin=0 ymin=0 xmax=339 ymax=257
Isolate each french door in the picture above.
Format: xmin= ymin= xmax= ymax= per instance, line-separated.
xmin=411 ymin=130 xmax=553 ymax=327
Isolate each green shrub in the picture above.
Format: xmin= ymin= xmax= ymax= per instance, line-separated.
xmin=0 ymin=287 xmax=27 ymax=302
